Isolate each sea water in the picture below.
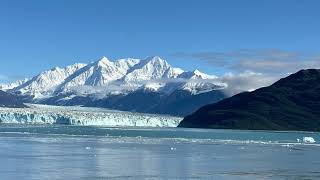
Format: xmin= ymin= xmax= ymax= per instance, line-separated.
xmin=0 ymin=124 xmax=319 ymax=179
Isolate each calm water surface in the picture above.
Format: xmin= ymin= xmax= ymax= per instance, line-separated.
xmin=0 ymin=124 xmax=319 ymax=180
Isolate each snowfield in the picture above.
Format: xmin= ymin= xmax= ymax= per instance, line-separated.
xmin=0 ymin=104 xmax=182 ymax=127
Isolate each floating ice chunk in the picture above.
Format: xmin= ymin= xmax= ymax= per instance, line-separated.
xmin=303 ymin=137 xmax=316 ymax=143
xmin=281 ymin=144 xmax=293 ymax=148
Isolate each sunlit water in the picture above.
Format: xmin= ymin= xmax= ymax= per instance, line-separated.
xmin=0 ymin=124 xmax=319 ymax=179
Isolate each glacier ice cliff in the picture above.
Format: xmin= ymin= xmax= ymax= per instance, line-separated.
xmin=0 ymin=104 xmax=182 ymax=127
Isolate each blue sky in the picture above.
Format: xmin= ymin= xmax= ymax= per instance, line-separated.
xmin=1 ymin=0 xmax=320 ymax=82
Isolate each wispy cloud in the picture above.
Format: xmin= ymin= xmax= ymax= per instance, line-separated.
xmin=220 ymin=71 xmax=279 ymax=96
xmin=172 ymin=49 xmax=320 ymax=75
xmin=173 ymin=49 xmax=320 ymax=94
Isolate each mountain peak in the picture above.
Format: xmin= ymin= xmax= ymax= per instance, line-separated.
xmin=100 ymin=56 xmax=109 ymax=60
xmin=147 ymin=56 xmax=162 ymax=61
xmin=51 ymin=67 xmax=61 ymax=71
xmin=96 ymin=56 xmax=112 ymax=66
xmin=144 ymin=56 xmax=167 ymax=64
xmin=193 ymin=69 xmax=201 ymax=74
xmin=178 ymin=69 xmax=217 ymax=80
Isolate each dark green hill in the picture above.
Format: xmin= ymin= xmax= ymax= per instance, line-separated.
xmin=178 ymin=69 xmax=320 ymax=131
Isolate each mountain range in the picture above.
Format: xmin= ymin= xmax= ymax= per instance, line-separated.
xmin=179 ymin=69 xmax=320 ymax=131
xmin=2 ymin=56 xmax=228 ymax=116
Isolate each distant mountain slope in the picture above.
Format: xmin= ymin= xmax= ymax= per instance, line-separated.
xmin=179 ymin=69 xmax=320 ymax=131
xmin=150 ymin=89 xmax=226 ymax=116
xmin=40 ymin=89 xmax=226 ymax=116
xmin=0 ymin=90 xmax=26 ymax=108
xmin=92 ymin=89 xmax=226 ymax=116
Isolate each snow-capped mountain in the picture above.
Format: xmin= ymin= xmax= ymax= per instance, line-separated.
xmin=9 ymin=56 xmax=225 ymax=98
xmin=13 ymin=63 xmax=86 ymax=98
xmin=178 ymin=69 xmax=217 ymax=79
xmin=3 ymin=56 xmax=228 ymax=116
xmin=123 ymin=56 xmax=182 ymax=82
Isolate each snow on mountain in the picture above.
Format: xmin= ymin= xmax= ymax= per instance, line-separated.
xmin=178 ymin=69 xmax=217 ymax=79
xmin=142 ymin=82 xmax=166 ymax=92
xmin=182 ymin=81 xmax=227 ymax=95
xmin=176 ymin=69 xmax=227 ymax=95
xmin=172 ymin=67 xmax=184 ymax=77
xmin=123 ymin=56 xmax=179 ymax=82
xmin=0 ymin=78 xmax=29 ymax=91
xmin=57 ymin=57 xmax=134 ymax=91
xmin=114 ymin=58 xmax=141 ymax=70
xmin=6 ymin=56 xmax=224 ymax=99
xmin=0 ymin=104 xmax=182 ymax=127
xmin=13 ymin=63 xmax=86 ymax=98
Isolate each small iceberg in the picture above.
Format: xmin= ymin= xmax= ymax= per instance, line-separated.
xmin=303 ymin=137 xmax=316 ymax=143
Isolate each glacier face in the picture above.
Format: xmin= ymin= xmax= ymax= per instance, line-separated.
xmin=0 ymin=104 xmax=182 ymax=127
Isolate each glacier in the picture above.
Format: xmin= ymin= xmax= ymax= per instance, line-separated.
xmin=0 ymin=104 xmax=182 ymax=127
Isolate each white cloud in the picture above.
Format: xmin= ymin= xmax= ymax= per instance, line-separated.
xmin=173 ymin=49 xmax=320 ymax=75
xmin=219 ymin=71 xmax=281 ymax=96
xmin=173 ymin=49 xmax=320 ymax=94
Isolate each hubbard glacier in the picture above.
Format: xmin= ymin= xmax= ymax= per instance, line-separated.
xmin=0 ymin=104 xmax=182 ymax=127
